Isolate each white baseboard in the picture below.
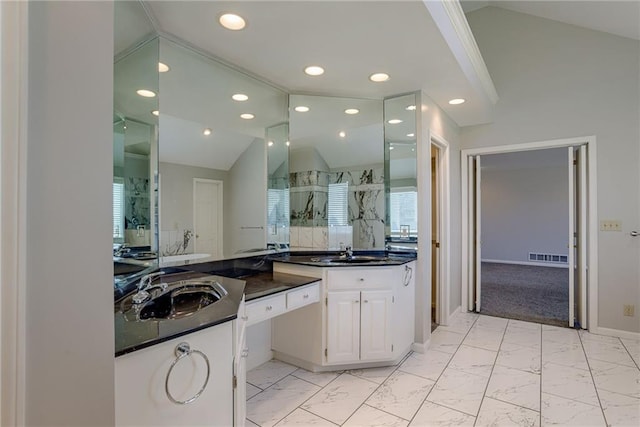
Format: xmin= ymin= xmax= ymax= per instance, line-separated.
xmin=445 ymin=306 xmax=462 ymax=325
xmin=481 ymin=258 xmax=569 ymax=269
xmin=412 ymin=341 xmax=429 ymax=354
xmin=591 ymin=326 xmax=640 ymax=341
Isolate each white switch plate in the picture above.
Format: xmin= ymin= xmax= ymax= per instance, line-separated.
xmin=600 ymin=220 xmax=622 ymax=231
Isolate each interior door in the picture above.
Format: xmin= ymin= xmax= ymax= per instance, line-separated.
xmin=194 ymin=179 xmax=222 ymax=258
xmin=467 ymin=156 xmax=475 ymax=311
xmin=574 ymin=145 xmax=588 ymax=328
xmin=568 ymin=147 xmax=576 ymax=328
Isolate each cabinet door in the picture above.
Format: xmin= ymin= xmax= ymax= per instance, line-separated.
xmin=326 ymin=291 xmax=361 ymax=364
xmin=233 ymin=299 xmax=247 ymax=426
xmin=360 ymin=289 xmax=393 ymax=361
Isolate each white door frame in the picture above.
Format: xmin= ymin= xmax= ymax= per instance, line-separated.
xmin=461 ymin=136 xmax=598 ymax=331
xmin=193 ymin=178 xmax=224 ymax=257
xmin=430 ymin=133 xmax=451 ymax=327
xmin=1 ymin=1 xmax=28 ymax=424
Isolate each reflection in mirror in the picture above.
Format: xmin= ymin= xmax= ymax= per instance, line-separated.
xmin=384 ymin=93 xmax=418 ymax=246
xmin=289 ymin=95 xmax=384 ymax=250
xmin=267 ymin=123 xmax=290 ymax=250
xmin=113 ymin=32 xmax=159 ymax=269
xmin=158 ymin=38 xmax=288 ymax=263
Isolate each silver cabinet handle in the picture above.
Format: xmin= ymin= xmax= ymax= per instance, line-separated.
xmin=165 ymin=342 xmax=210 ymax=405
xmin=363 ymin=300 xmax=369 ymax=303
xmin=303 ymin=294 xmax=309 ymax=299
xmin=358 ymin=278 xmax=364 ymax=282
xmin=631 ymin=231 xmax=639 ymax=237
xmin=354 ymin=300 xmax=359 ymax=303
xmin=266 ymin=305 xmax=273 ymax=311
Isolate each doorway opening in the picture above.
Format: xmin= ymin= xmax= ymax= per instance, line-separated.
xmin=462 ymin=137 xmax=597 ymax=330
xmin=193 ymin=178 xmax=224 ymax=259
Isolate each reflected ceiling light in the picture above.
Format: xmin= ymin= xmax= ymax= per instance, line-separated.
xmin=407 ymin=133 xmax=415 ymax=137
xmin=304 ymin=65 xmax=325 ymax=76
xmin=448 ymin=98 xmax=465 ymax=105
xmin=405 ymin=105 xmax=416 ymax=111
xmin=158 ymin=62 xmax=170 ymax=73
xmin=369 ymin=72 xmax=390 ymax=82
xmin=344 ymin=108 xmax=359 ymax=115
xmin=268 ymin=141 xmax=274 ymax=147
xmin=412 ymin=148 xmax=415 ymax=152
xmin=389 ymin=146 xmax=395 ymax=150
xmin=151 ymin=110 xmax=159 ymax=117
xmin=294 ymin=106 xmax=310 ymax=112
xmin=240 ymin=113 xmax=254 ymax=119
xmin=286 ymin=141 xmax=290 ymax=146
xmin=219 ymin=13 xmax=246 ymax=30
xmin=387 ymin=119 xmax=403 ymax=124
xmin=203 ymin=128 xmax=212 ymax=136
xmin=136 ymin=89 xmax=156 ymax=98
xmin=232 ymin=93 xmax=249 ymax=101
xmin=339 ymin=131 xmax=346 ymax=138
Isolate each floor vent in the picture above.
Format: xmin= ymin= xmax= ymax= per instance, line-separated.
xmin=528 ymin=252 xmax=568 ymax=264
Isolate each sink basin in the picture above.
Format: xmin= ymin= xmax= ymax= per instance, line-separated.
xmin=122 ymin=279 xmax=228 ymax=321
xmin=319 ymin=255 xmax=391 ymax=264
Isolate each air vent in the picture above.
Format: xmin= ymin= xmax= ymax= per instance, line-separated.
xmin=528 ymin=252 xmax=568 ymax=264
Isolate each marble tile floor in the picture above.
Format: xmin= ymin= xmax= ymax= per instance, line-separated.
xmin=246 ymin=313 xmax=640 ymax=426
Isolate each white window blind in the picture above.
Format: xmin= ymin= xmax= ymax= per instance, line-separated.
xmin=390 ymin=189 xmax=417 ymax=236
xmin=113 ymin=178 xmax=125 ymax=240
xmin=328 ymin=183 xmax=349 ymax=226
xmin=267 ymin=188 xmax=290 ymax=224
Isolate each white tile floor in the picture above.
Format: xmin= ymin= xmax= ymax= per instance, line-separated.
xmin=246 ymin=313 xmax=640 ymax=426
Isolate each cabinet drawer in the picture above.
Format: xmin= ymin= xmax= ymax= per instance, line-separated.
xmin=286 ymin=282 xmax=320 ymax=310
xmin=326 ymin=268 xmax=394 ymax=290
xmin=245 ymin=294 xmax=286 ymax=325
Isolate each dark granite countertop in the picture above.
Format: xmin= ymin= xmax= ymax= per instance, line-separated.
xmin=274 ymin=252 xmax=416 ymax=267
xmin=242 ymin=271 xmax=320 ymax=301
xmin=115 ymin=271 xmax=245 ymax=357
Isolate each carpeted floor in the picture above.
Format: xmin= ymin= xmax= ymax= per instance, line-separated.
xmin=480 ymin=262 xmax=569 ymax=327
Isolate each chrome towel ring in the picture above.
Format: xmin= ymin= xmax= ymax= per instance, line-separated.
xmin=165 ymin=342 xmax=211 ymax=405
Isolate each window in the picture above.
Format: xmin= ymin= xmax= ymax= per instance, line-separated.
xmin=267 ymin=188 xmax=290 ymax=225
xmin=389 ymin=188 xmax=417 ymax=237
xmin=328 ymin=183 xmax=349 ymax=226
xmin=113 ymin=178 xmax=125 ymax=241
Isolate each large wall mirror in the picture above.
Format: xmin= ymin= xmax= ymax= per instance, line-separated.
xmin=158 ymin=38 xmax=288 ymax=263
xmin=384 ymin=93 xmax=418 ymax=246
xmin=288 ymin=94 xmax=384 ymax=250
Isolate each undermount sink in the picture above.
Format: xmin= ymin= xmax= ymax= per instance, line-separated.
xmin=122 ymin=279 xmax=228 ymax=321
xmin=318 ymin=255 xmax=391 ymax=264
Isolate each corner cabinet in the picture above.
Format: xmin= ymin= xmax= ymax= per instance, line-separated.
xmin=115 ymin=318 xmax=242 ymax=426
xmin=272 ymin=261 xmax=415 ymax=371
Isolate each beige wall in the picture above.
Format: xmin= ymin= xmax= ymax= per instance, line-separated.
xmin=463 ymin=7 xmax=640 ymax=333
xmin=25 ymin=1 xmax=115 ymax=424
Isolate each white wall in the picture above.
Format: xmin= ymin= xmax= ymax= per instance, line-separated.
xmin=227 ymin=139 xmax=267 ymax=256
xmin=463 ymin=7 xmax=640 ymax=333
xmin=481 ymin=163 xmax=569 ymax=264
xmin=25 ymin=2 xmax=115 ymax=425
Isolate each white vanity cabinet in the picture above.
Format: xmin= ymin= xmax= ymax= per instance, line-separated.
xmin=272 ymin=261 xmax=416 ymax=371
xmin=115 ymin=321 xmax=235 ymax=426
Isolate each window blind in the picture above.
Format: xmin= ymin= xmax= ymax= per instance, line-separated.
xmin=113 ymin=178 xmax=125 ymax=239
xmin=390 ymin=190 xmax=417 ymax=235
xmin=328 ymin=183 xmax=349 ymax=226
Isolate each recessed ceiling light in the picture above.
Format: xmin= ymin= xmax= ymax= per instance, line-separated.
xmin=339 ymin=131 xmax=346 ymax=138
xmin=136 ymin=89 xmax=156 ymax=98
xmin=268 ymin=141 xmax=274 ymax=147
xmin=286 ymin=141 xmax=290 ymax=146
xmin=232 ymin=93 xmax=248 ymax=101
xmin=344 ymin=108 xmax=359 ymax=115
xmin=389 ymin=146 xmax=395 ymax=150
xmin=203 ymin=128 xmax=212 ymax=136
xmin=240 ymin=113 xmax=254 ymax=120
xmin=294 ymin=106 xmax=310 ymax=112
xmin=405 ymin=105 xmax=416 ymax=111
xmin=304 ymin=65 xmax=325 ymax=76
xmin=151 ymin=110 xmax=159 ymax=117
xmin=369 ymin=72 xmax=390 ymax=82
xmin=158 ymin=62 xmax=170 ymax=73
xmin=219 ymin=13 xmax=246 ymax=30
xmin=387 ymin=119 xmax=403 ymax=124
xmin=449 ymin=98 xmax=465 ymax=105
xmin=407 ymin=133 xmax=415 ymax=137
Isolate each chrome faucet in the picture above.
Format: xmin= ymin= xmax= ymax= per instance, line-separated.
xmin=343 ymin=246 xmax=353 ymax=259
xmin=132 ymin=271 xmax=167 ymax=304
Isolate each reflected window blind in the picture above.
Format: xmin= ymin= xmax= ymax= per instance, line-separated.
xmin=390 ymin=190 xmax=417 ymax=234
xmin=328 ymin=183 xmax=349 ymax=226
xmin=267 ymin=188 xmax=289 ymax=224
xmin=113 ymin=178 xmax=125 ymax=239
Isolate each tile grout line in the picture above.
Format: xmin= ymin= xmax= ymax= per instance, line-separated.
xmin=470 ymin=318 xmax=509 ymax=427
xmin=405 ymin=313 xmax=482 ymax=425
xmin=618 ymin=337 xmax=640 ymax=371
xmin=577 ymin=329 xmax=610 ymax=427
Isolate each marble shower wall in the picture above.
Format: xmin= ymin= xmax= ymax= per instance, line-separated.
xmin=289 ymin=166 xmax=384 ymax=250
